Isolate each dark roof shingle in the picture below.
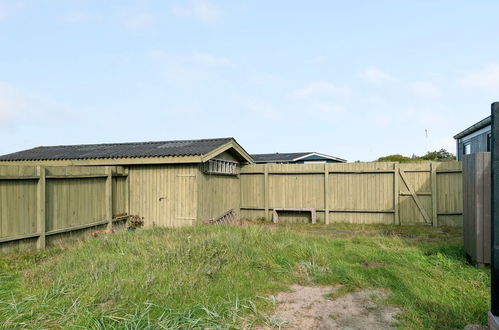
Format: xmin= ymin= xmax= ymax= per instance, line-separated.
xmin=0 ymin=138 xmax=234 ymax=161
xmin=251 ymin=152 xmax=310 ymax=162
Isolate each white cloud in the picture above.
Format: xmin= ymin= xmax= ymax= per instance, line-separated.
xmin=172 ymin=0 xmax=221 ymax=23
xmin=411 ymin=81 xmax=440 ymax=98
xmin=125 ymin=12 xmax=154 ymax=29
xmin=294 ymin=82 xmax=352 ymax=98
xmin=461 ymin=64 xmax=499 ymax=91
xmin=361 ymin=67 xmax=399 ymax=84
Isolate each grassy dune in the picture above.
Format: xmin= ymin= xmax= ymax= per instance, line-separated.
xmin=0 ymin=224 xmax=490 ymax=329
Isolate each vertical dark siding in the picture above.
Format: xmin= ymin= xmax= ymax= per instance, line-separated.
xmin=457 ymin=130 xmax=491 ymax=161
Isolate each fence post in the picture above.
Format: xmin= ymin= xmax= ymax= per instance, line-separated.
xmin=36 ymin=165 xmax=46 ymax=249
xmin=393 ymin=163 xmax=400 ymax=225
xmin=324 ymin=163 xmax=330 ymax=224
xmin=106 ymin=166 xmax=113 ymax=230
xmin=431 ymin=162 xmax=438 ymax=227
xmin=264 ymin=164 xmax=269 ymax=219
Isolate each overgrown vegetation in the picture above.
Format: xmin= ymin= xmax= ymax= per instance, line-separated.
xmin=0 ymin=224 xmax=489 ymax=329
xmin=377 ymin=148 xmax=456 ymax=163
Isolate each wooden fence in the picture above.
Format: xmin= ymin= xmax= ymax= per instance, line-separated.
xmin=0 ymin=165 xmax=128 ymax=251
xmin=0 ymin=161 xmax=464 ymax=251
xmin=240 ymin=162 xmax=463 ymax=226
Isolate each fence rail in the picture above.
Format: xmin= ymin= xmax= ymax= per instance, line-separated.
xmin=240 ymin=161 xmax=463 ymax=226
xmin=0 ymin=165 xmax=128 ymax=251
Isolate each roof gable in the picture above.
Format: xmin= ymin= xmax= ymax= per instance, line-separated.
xmin=251 ymin=152 xmax=345 ymax=163
xmin=0 ymin=138 xmax=253 ymax=163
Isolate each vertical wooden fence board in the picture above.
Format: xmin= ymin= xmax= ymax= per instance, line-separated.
xmin=0 ymin=179 xmax=37 ymax=238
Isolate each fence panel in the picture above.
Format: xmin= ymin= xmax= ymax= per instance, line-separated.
xmin=0 ymin=165 xmax=128 ymax=251
xmin=240 ymin=161 xmax=463 ymax=226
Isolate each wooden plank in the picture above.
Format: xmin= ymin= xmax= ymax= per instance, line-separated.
xmin=269 ymin=171 xmax=325 ymax=175
xmin=240 ymin=171 xmax=266 ymax=174
xmin=438 ymin=212 xmax=463 ymax=216
xmin=125 ymin=174 xmax=130 ymax=216
xmin=264 ymin=164 xmax=269 ymax=219
xmin=431 ymin=162 xmax=438 ymax=227
xmin=36 ymin=166 xmax=46 ymax=249
xmin=399 ymin=168 xmax=432 ymax=224
xmin=0 ymin=176 xmax=40 ymax=180
xmin=0 ymin=232 xmax=40 ymax=243
xmin=324 ymin=163 xmax=330 ymax=224
xmin=402 ymin=169 xmax=431 ymax=173
xmin=394 ymin=163 xmax=400 ymax=225
xmin=328 ymin=170 xmax=396 ymax=174
xmin=329 ymin=209 xmax=395 ymax=213
xmin=399 ymin=192 xmax=432 ymax=196
xmin=105 ymin=167 xmax=113 ymax=230
xmin=45 ymin=218 xmax=121 ymax=236
xmin=46 ymin=174 xmax=109 ymax=179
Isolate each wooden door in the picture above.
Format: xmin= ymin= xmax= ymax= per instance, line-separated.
xmin=174 ymin=174 xmax=197 ymax=226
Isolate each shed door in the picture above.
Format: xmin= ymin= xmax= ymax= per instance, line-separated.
xmin=174 ymin=174 xmax=197 ymax=226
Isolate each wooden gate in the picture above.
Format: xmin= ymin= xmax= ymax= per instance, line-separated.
xmin=397 ymin=163 xmax=434 ymax=225
xmin=397 ymin=162 xmax=462 ymax=226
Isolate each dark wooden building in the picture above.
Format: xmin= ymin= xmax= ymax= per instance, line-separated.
xmin=251 ymin=152 xmax=346 ymax=164
xmin=454 ymin=116 xmax=491 ymax=161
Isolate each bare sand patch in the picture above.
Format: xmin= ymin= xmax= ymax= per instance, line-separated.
xmin=263 ymin=285 xmax=400 ymax=329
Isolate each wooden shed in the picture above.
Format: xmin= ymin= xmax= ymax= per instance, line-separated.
xmin=0 ymin=138 xmax=253 ymax=227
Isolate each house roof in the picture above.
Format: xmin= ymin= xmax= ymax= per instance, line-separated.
xmin=453 ymin=116 xmax=491 ymax=139
xmin=0 ymin=137 xmax=253 ymax=163
xmin=251 ymin=152 xmax=346 ymax=163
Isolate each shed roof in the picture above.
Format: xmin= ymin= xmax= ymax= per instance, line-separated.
xmin=0 ymin=137 xmax=252 ymax=163
xmin=453 ymin=116 xmax=491 ymax=139
xmin=251 ymin=152 xmax=346 ymax=163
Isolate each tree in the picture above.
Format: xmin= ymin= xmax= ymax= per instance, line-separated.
xmin=376 ymin=149 xmax=456 ymax=162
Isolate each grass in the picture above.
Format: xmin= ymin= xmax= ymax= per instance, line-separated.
xmin=0 ymin=223 xmax=490 ymax=329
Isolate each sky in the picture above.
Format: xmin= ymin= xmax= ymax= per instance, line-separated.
xmin=0 ymin=1 xmax=498 ymax=162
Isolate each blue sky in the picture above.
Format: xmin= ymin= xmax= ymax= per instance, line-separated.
xmin=0 ymin=1 xmax=498 ymax=161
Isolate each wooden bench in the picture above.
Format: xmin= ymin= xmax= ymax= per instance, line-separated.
xmin=272 ymin=208 xmax=317 ymax=224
